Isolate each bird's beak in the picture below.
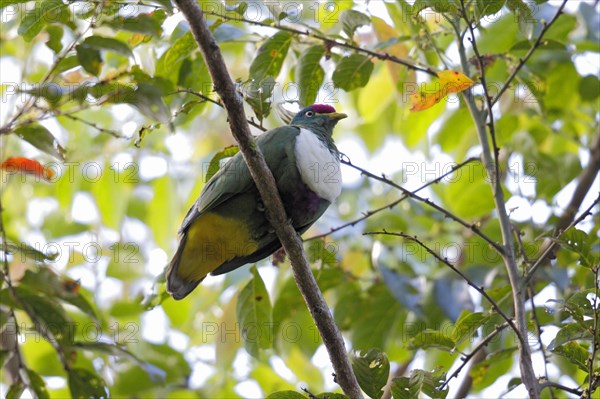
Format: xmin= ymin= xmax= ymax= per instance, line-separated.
xmin=327 ymin=112 xmax=348 ymax=120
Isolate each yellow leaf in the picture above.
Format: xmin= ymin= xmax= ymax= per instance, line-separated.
xmin=438 ymin=70 xmax=476 ymax=93
xmin=409 ymin=70 xmax=475 ymax=112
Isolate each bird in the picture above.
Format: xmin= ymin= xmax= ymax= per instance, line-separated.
xmin=166 ymin=104 xmax=347 ymax=300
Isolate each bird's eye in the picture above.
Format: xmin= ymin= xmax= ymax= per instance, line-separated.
xmin=306 ymin=111 xmax=314 ymax=117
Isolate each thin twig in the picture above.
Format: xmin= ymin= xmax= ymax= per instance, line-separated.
xmin=539 ymin=381 xmax=583 ymax=396
xmin=173 ymin=1 xmax=363 ymax=397
xmin=201 ymin=10 xmax=438 ymax=76
xmin=306 ymin=157 xmax=479 ymax=241
xmin=345 ymin=159 xmax=504 ymax=254
xmin=528 ymin=286 xmax=555 ymax=399
xmin=524 ymin=194 xmax=600 ymax=286
xmin=490 ymin=0 xmax=569 ymax=107
xmin=441 ymin=322 xmax=509 ymax=390
xmin=364 ymin=231 xmax=521 ymax=341
xmin=0 ymin=16 xmax=92 ymax=136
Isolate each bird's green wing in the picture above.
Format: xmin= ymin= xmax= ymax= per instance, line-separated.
xmin=178 ymin=125 xmax=300 ymax=234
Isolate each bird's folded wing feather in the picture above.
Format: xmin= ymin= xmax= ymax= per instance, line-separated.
xmin=178 ymin=126 xmax=300 ymax=234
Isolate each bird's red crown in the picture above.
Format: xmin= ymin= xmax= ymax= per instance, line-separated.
xmin=310 ymin=104 xmax=337 ymax=114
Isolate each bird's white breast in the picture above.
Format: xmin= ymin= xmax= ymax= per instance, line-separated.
xmin=294 ymin=128 xmax=342 ymax=202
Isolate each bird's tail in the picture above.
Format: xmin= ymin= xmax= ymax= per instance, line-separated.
xmin=166 ymin=233 xmax=204 ymax=300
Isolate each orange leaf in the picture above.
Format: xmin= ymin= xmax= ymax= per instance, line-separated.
xmin=1 ymin=157 xmax=55 ymax=181
xmin=410 ymin=70 xmax=475 ymax=112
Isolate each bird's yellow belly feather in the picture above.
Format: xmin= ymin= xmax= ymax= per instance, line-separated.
xmin=176 ymin=213 xmax=259 ymax=281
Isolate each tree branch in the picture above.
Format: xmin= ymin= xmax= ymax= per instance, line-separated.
xmin=556 ymin=130 xmax=600 ymax=234
xmin=490 ymin=0 xmax=568 ymax=107
xmin=306 ymin=157 xmax=479 ymax=241
xmin=172 ymin=1 xmax=362 ymax=397
xmin=524 ymin=194 xmax=600 ymax=286
xmin=539 ymin=381 xmax=583 ymax=397
xmin=457 ymin=1 xmax=538 ymax=394
xmin=345 ymin=158 xmax=504 ymax=254
xmin=441 ymin=322 xmax=509 ymax=392
xmin=363 ymin=231 xmax=521 ymax=340
xmin=202 ymin=10 xmax=438 ymax=76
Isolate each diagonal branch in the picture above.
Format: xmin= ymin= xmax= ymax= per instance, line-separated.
xmin=363 ymin=231 xmax=522 ymax=341
xmin=344 ymin=159 xmax=504 ymax=254
xmin=172 ymin=1 xmax=363 ymax=397
xmin=441 ymin=322 xmax=509 ymax=391
xmin=490 ymin=0 xmax=568 ymax=107
xmin=202 ymin=10 xmax=438 ymax=76
xmin=524 ymin=193 xmax=600 ymax=286
xmin=306 ymin=157 xmax=479 ymax=241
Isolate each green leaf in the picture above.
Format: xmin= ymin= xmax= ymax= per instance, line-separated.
xmin=351 ymin=348 xmax=390 ymax=399
xmin=442 ymin=162 xmax=496 ymax=219
xmin=90 ymin=162 xmax=133 ymax=230
xmin=54 ymin=55 xmax=80 ymax=74
xmin=296 ymin=45 xmax=325 ymax=107
xmin=339 ymin=9 xmax=371 ymax=38
xmin=246 ymin=76 xmax=276 ymax=122
xmin=76 ymin=43 xmax=102 ymax=76
xmin=1 ymin=286 xmax=74 ymax=344
xmin=236 ymin=266 xmax=273 ymax=357
xmin=452 ymin=311 xmax=489 ymax=346
xmin=4 ymin=240 xmax=58 ymax=262
xmin=147 ymin=0 xmax=173 ymax=14
xmin=224 ymin=2 xmax=248 ymax=16
xmin=249 ymin=31 xmax=293 ymax=82
xmin=558 ymin=229 xmax=598 ymax=268
xmin=306 ymin=238 xmax=338 ymax=267
xmin=564 ymin=290 xmax=596 ymax=321
xmin=80 ymin=35 xmax=133 ymax=57
xmin=69 ymin=341 xmax=151 ymax=369
xmin=45 ymin=24 xmax=63 ymax=53
xmin=266 ymin=391 xmax=307 ymax=399
xmin=391 ymin=369 xmax=448 ymax=399
xmin=470 ymin=347 xmax=516 ymax=390
xmin=412 ymin=0 xmax=458 ymax=14
xmin=474 ymin=0 xmax=506 ymax=17
xmin=410 ymin=329 xmax=455 ymax=350
xmin=510 ymin=39 xmax=566 ymax=52
xmin=350 ymin=283 xmax=402 ymax=350
xmin=579 ymin=75 xmax=600 ymax=102
xmin=18 ymin=0 xmax=69 ymax=42
xmin=14 ymin=125 xmax=66 ymax=161
xmin=156 ymin=30 xmax=198 ymax=82
xmin=2 ymin=0 xmax=34 ymax=7
xmin=332 ymin=54 xmax=374 ymax=91
xmin=506 ymin=0 xmax=535 ymax=38
xmin=548 ymin=323 xmax=593 ymax=350
xmin=205 ymin=145 xmax=240 ymax=182
xmin=68 ymin=368 xmax=109 ymax=399
xmin=148 ymin=175 xmax=178 ymax=250
xmin=19 ymin=269 xmax=97 ymax=320
xmin=6 ymin=382 xmax=25 ymax=399
xmin=26 ymin=368 xmax=50 ymax=399
xmin=551 ymin=341 xmax=589 ymax=372
xmin=105 ymin=10 xmax=166 ymax=36
xmin=272 ymin=277 xmax=321 ymax=357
